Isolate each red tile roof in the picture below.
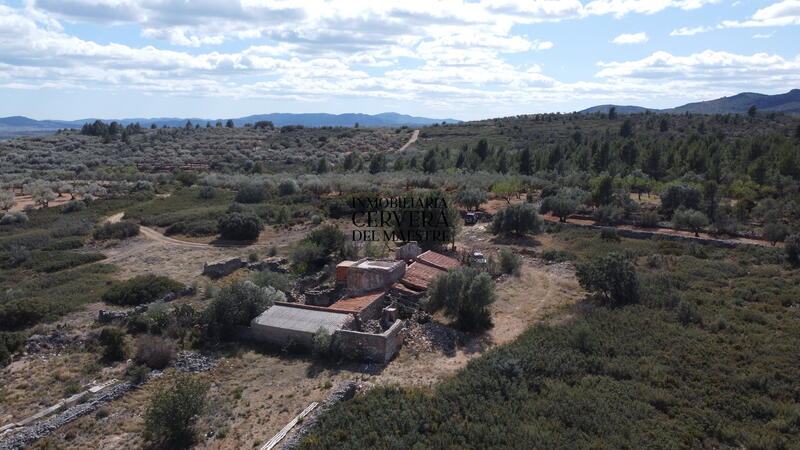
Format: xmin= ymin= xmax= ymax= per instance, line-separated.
xmin=328 ymin=290 xmax=385 ymax=313
xmin=400 ymin=261 xmax=446 ymax=291
xmin=416 ymin=250 xmax=459 ymax=271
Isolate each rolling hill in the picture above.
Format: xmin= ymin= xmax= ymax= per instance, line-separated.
xmin=580 ymin=89 xmax=800 ymax=115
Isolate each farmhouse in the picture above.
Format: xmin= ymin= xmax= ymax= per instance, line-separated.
xmin=247 ymin=248 xmax=459 ymax=362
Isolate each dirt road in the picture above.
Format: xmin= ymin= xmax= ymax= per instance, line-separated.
xmin=397 ymin=129 xmax=420 ymax=152
xmin=105 ymin=212 xmax=267 ymax=249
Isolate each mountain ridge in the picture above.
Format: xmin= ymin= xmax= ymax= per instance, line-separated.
xmin=579 ymin=89 xmax=800 ymax=115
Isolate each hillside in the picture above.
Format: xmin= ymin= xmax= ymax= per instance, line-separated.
xmin=579 ymin=89 xmax=800 ymax=115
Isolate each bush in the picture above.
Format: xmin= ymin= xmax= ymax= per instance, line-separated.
xmin=593 ymin=205 xmax=624 ymax=225
xmin=576 ymin=252 xmax=639 ymax=306
xmin=134 ymin=335 xmax=177 ymax=369
xmin=0 ymin=211 xmax=28 ymax=225
xmin=60 ymin=200 xmax=86 ymax=213
xmin=102 ymin=275 xmax=183 ymax=306
xmin=98 ymin=327 xmax=128 ymax=361
xmin=786 ymin=234 xmax=800 ymax=266
xmin=249 ymin=271 xmax=292 ymax=293
xmin=490 ymin=203 xmax=542 ymax=236
xmin=235 ymin=184 xmax=265 ymax=203
xmin=209 ymin=280 xmax=284 ymax=328
xmin=217 ymin=212 xmax=262 ymax=241
xmin=599 ymin=227 xmax=620 ymax=241
xmin=637 ymin=210 xmax=660 ymax=228
xmin=278 ymin=179 xmax=299 ymax=196
xmin=312 ymin=327 xmax=332 ymax=359
xmin=93 ymin=221 xmax=140 ymax=240
xmin=0 ymin=331 xmax=25 ymax=366
xmin=198 ymin=186 xmax=216 ymax=199
xmin=498 ymin=249 xmax=521 ymax=276
xmin=143 ymin=373 xmax=209 ymax=449
xmin=428 ymin=267 xmax=496 ymax=331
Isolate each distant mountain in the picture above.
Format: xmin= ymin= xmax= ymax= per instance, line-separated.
xmin=0 ymin=112 xmax=460 ymax=138
xmin=579 ymin=89 xmax=800 ymax=115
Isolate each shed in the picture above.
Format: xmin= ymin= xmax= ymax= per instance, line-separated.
xmin=328 ymin=290 xmax=386 ymax=321
xmin=250 ymin=304 xmax=352 ymax=348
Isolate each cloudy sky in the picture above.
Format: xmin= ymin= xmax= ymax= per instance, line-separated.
xmin=1 ymin=0 xmax=799 ymax=120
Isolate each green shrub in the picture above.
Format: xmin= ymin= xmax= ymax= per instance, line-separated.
xmin=490 ymin=203 xmax=542 ymax=236
xmin=637 ymin=210 xmax=660 ymax=228
xmin=428 ymin=267 xmax=496 ymax=331
xmin=576 ymin=252 xmax=640 ymax=306
xmin=143 ymin=373 xmax=209 ymax=449
xmin=217 ymin=212 xmax=262 ymax=241
xmin=98 ymin=327 xmax=128 ymax=362
xmin=102 ymin=275 xmax=183 ymax=306
xmin=593 ymin=205 xmax=624 ymax=225
xmin=198 ymin=186 xmax=216 ymax=199
xmin=0 ymin=331 xmax=25 ymax=365
xmin=498 ymin=249 xmax=521 ymax=276
xmin=249 ymin=271 xmax=292 ymax=293
xmin=672 ymin=208 xmax=709 ymax=237
xmin=312 ymin=327 xmax=332 ymax=359
xmin=60 ymin=200 xmax=86 ymax=214
xmin=93 ymin=221 xmax=140 ymax=240
xmin=235 ymin=184 xmax=265 ymax=204
xmin=208 ymin=280 xmax=284 ymax=328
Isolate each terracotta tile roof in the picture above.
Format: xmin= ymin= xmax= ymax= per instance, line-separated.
xmin=400 ymin=261 xmax=446 ymax=291
xmin=391 ymin=282 xmax=422 ymax=295
xmin=328 ymin=290 xmax=386 ymax=313
xmin=416 ymin=250 xmax=459 ymax=271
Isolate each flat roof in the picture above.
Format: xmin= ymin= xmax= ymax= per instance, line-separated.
xmin=251 ymin=304 xmax=351 ymax=334
xmin=354 ymin=259 xmax=402 ymax=270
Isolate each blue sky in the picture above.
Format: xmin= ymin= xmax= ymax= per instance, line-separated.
xmin=1 ymin=0 xmax=798 ymax=121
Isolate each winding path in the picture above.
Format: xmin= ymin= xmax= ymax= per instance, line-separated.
xmin=104 ymin=212 xmax=267 ymax=248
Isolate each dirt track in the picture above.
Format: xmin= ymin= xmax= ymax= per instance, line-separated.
xmin=396 ymin=129 xmax=420 ymax=152
xmin=105 ymin=212 xmax=268 ymax=249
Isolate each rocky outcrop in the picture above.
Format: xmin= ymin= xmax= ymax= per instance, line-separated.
xmin=203 ymin=257 xmax=244 ymax=278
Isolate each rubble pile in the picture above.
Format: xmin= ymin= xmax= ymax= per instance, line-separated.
xmin=402 ymin=313 xmax=464 ymax=355
xmin=24 ymin=330 xmax=84 ymax=355
xmin=171 ymin=351 xmax=215 ymax=373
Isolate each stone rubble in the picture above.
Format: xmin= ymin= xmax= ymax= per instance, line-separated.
xmin=0 ymin=351 xmax=216 ymax=450
xmin=281 ymin=381 xmax=360 ymax=450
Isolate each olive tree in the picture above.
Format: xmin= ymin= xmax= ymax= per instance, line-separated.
xmin=490 ymin=203 xmax=543 ymax=236
xmin=0 ymin=190 xmax=16 ymax=211
xmin=672 ymin=208 xmax=709 ymax=237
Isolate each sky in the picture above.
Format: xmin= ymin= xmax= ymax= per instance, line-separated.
xmin=0 ymin=0 xmax=799 ymax=121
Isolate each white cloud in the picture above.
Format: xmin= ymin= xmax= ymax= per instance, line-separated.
xmin=753 ymin=32 xmax=775 ymax=38
xmin=670 ymin=25 xmax=712 ymax=35
xmin=671 ymin=0 xmax=800 ymax=35
xmin=611 ymin=32 xmax=648 ymax=44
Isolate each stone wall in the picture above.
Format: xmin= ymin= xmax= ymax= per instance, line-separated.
xmin=332 ymin=320 xmax=403 ymax=363
xmin=202 ymin=257 xmax=243 ymax=278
